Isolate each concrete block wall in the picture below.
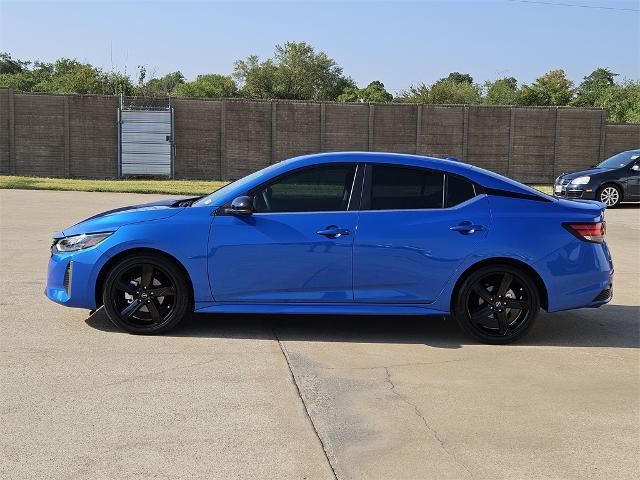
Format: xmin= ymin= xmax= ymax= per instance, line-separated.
xmin=555 ymin=109 xmax=605 ymax=177
xmin=417 ymin=105 xmax=464 ymax=160
xmin=68 ymin=95 xmax=119 ymax=178
xmin=604 ymin=124 xmax=640 ymax=158
xmin=173 ymin=98 xmax=221 ymax=179
xmin=324 ymin=103 xmax=369 ymax=151
xmin=1 ymin=88 xmax=638 ymax=183
xmin=0 ymin=88 xmax=9 ymax=174
xmin=510 ymin=108 xmax=556 ymax=184
xmin=466 ymin=106 xmax=511 ymax=176
xmin=14 ymin=93 xmax=66 ymax=177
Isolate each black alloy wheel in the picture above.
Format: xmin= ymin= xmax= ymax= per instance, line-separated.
xmin=102 ymin=254 xmax=190 ymax=334
xmin=454 ymin=265 xmax=540 ymax=344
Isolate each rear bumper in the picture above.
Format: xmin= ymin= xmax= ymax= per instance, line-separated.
xmin=534 ymin=240 xmax=613 ymax=312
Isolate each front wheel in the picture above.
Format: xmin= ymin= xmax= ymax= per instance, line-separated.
xmin=597 ymin=184 xmax=622 ymax=208
xmin=453 ymin=265 xmax=540 ymax=344
xmin=102 ymin=254 xmax=191 ymax=334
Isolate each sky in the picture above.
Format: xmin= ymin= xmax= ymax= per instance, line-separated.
xmin=1 ymin=0 xmax=638 ymax=93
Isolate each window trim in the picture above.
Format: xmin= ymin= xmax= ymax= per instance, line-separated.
xmin=219 ymin=162 xmax=364 ymax=215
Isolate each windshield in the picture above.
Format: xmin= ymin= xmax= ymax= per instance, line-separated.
xmin=597 ymin=151 xmax=640 ymax=169
xmin=192 ymin=162 xmax=283 ymax=207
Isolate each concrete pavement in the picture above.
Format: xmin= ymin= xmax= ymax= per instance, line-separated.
xmin=1 ymin=189 xmax=638 ymax=479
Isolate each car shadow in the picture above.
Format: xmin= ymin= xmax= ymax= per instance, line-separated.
xmin=85 ymin=303 xmax=639 ymax=349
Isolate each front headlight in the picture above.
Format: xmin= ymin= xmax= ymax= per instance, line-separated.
xmin=570 ymin=176 xmax=590 ymax=185
xmin=53 ymin=232 xmax=113 ymax=253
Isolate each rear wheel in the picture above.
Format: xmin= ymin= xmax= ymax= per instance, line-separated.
xmin=102 ymin=254 xmax=190 ymax=334
xmin=453 ymin=265 xmax=540 ymax=344
xmin=597 ymin=184 xmax=621 ymax=208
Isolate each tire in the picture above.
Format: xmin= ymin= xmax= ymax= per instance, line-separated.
xmin=102 ymin=254 xmax=191 ymax=334
xmin=597 ymin=184 xmax=622 ymax=208
xmin=453 ymin=264 xmax=540 ymax=344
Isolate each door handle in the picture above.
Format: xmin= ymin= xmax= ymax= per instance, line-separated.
xmin=317 ymin=225 xmax=351 ymax=238
xmin=450 ymin=221 xmax=484 ymax=235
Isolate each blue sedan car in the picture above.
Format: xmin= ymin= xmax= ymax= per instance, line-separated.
xmin=46 ymin=152 xmax=613 ymax=344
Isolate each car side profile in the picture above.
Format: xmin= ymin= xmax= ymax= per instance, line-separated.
xmin=554 ymin=149 xmax=640 ymax=207
xmin=46 ymin=152 xmax=613 ymax=344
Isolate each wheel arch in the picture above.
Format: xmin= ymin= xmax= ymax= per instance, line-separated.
xmin=450 ymin=257 xmax=549 ymax=312
xmin=597 ymin=181 xmax=625 ymax=201
xmin=94 ymin=247 xmax=195 ymax=309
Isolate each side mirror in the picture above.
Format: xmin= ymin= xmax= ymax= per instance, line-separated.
xmin=631 ymin=164 xmax=640 ymax=172
xmin=225 ymin=196 xmax=253 ymax=216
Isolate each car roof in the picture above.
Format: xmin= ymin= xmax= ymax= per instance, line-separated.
xmin=281 ymin=151 xmax=472 ymax=174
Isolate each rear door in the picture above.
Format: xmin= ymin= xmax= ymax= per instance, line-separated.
xmin=353 ymin=164 xmax=491 ymax=304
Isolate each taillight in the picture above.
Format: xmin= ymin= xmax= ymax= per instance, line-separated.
xmin=563 ymin=222 xmax=606 ymax=243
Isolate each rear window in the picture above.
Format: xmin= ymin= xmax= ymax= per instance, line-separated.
xmin=369 ymin=165 xmax=444 ymax=210
xmin=446 ymin=175 xmax=476 ymax=207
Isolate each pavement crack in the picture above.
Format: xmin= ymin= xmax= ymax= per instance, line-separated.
xmin=272 ymin=327 xmax=339 ymax=480
xmin=383 ymin=366 xmax=474 ymax=479
xmin=318 ymin=358 xmax=467 ymax=371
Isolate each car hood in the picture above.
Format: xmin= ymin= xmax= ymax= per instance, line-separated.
xmin=558 ymin=167 xmax=609 ymax=180
xmin=54 ymin=197 xmax=188 ymax=238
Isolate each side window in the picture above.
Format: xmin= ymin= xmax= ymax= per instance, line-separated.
xmin=369 ymin=165 xmax=444 ymax=210
xmin=252 ymin=164 xmax=356 ymax=213
xmin=446 ymin=175 xmax=476 ymax=207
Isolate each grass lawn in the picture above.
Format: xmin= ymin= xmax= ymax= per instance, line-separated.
xmin=0 ymin=175 xmax=553 ymax=197
xmin=0 ymin=176 xmax=228 ymax=196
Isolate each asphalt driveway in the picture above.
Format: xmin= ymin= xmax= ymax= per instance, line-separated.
xmin=1 ymin=189 xmax=638 ymax=479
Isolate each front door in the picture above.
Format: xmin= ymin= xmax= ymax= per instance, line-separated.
xmin=627 ymin=159 xmax=640 ymax=199
xmin=208 ymin=164 xmax=359 ymax=303
xmin=354 ymin=164 xmax=491 ymax=303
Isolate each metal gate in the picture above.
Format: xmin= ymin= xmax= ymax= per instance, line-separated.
xmin=118 ymin=97 xmax=174 ymax=177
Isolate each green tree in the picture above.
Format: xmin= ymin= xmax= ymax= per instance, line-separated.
xmin=359 ymin=81 xmax=393 ymax=102
xmin=573 ymin=67 xmax=617 ymax=107
xmin=518 ymin=69 xmax=574 ymax=106
xmin=104 ymin=71 xmax=135 ymax=95
xmin=442 ymin=71 xmax=473 ymax=85
xmin=483 ymin=77 xmax=518 ymax=105
xmin=337 ymin=85 xmax=360 ymax=102
xmin=234 ymin=41 xmax=352 ymax=100
xmin=233 ymin=54 xmax=277 ymax=99
xmin=0 ymin=52 xmax=27 ymax=74
xmin=47 ymin=62 xmax=105 ymax=94
xmin=402 ymin=79 xmax=481 ymax=104
xmin=144 ymin=71 xmax=185 ymax=96
xmin=338 ymin=80 xmax=393 ymax=103
xmin=0 ymin=55 xmax=134 ymax=94
xmin=594 ymin=80 xmax=640 ymax=123
xmin=173 ymin=73 xmax=238 ymax=98
xmin=0 ymin=71 xmax=36 ymax=91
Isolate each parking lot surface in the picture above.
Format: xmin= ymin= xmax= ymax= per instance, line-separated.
xmin=1 ymin=189 xmax=639 ymax=480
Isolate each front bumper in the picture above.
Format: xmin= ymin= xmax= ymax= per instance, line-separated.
xmin=553 ymin=180 xmax=597 ymax=200
xmin=45 ymin=247 xmax=104 ymax=309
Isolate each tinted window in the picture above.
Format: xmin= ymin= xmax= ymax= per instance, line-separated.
xmin=252 ymin=164 xmax=356 ymax=213
xmin=446 ymin=175 xmax=476 ymax=207
xmin=369 ymin=165 xmax=444 ymax=210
